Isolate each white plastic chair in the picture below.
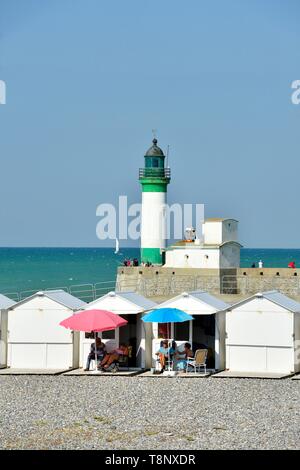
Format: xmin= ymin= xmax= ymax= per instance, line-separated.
xmin=186 ymin=349 xmax=208 ymax=374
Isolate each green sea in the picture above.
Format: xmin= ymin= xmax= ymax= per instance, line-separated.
xmin=0 ymin=247 xmax=299 ymax=299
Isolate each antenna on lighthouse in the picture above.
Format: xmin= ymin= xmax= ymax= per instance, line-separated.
xmin=152 ymin=128 xmax=157 ymax=140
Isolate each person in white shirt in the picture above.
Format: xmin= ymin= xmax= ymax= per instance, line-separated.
xmin=258 ymin=259 xmax=264 ymax=268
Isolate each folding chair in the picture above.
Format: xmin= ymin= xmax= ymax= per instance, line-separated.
xmin=186 ymin=349 xmax=208 ymax=374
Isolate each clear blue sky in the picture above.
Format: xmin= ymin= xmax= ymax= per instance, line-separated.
xmin=0 ymin=0 xmax=299 ymax=247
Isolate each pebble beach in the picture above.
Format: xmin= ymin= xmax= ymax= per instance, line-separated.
xmin=0 ymin=376 xmax=299 ymax=450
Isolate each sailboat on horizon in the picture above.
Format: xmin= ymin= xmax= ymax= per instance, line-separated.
xmin=114 ymin=238 xmax=120 ymax=254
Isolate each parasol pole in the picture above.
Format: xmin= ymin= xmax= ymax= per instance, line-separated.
xmin=168 ymin=322 xmax=171 ymax=372
xmin=94 ymin=331 xmax=97 ymax=371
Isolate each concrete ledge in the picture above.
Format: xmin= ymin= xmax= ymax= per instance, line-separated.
xmin=139 ymin=371 xmax=211 ymax=378
xmin=0 ymin=368 xmax=70 ymax=375
xmin=211 ymin=370 xmax=292 ymax=379
xmin=63 ymin=368 xmax=143 ymax=377
xmin=291 ymin=373 xmax=300 ymax=380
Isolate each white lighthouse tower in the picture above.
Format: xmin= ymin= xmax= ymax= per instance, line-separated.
xmin=139 ymin=138 xmax=171 ymax=265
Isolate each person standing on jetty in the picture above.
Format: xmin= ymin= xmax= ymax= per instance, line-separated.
xmin=288 ymin=261 xmax=296 ymax=268
xmin=258 ymin=259 xmax=264 ymax=268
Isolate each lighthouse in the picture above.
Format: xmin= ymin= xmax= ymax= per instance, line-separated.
xmin=139 ymin=138 xmax=171 ymax=265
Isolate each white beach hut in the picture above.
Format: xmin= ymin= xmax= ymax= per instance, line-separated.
xmin=80 ymin=291 xmax=157 ymax=369
xmin=6 ymin=290 xmax=86 ymax=370
xmin=0 ymin=294 xmax=16 ymax=366
xmin=155 ymin=291 xmax=230 ymax=370
xmin=225 ymin=290 xmax=300 ymax=375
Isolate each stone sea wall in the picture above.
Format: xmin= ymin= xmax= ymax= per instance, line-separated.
xmin=116 ymin=266 xmax=300 ymax=297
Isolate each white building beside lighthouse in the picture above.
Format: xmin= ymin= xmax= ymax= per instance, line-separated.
xmin=164 ymin=218 xmax=242 ymax=269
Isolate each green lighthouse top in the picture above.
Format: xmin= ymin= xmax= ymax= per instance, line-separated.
xmin=139 ymin=137 xmax=170 ymax=191
xmin=143 ymin=138 xmax=166 ymax=171
xmin=145 ymin=138 xmax=165 ymax=157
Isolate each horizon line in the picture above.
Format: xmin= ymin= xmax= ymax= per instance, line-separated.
xmin=0 ymin=246 xmax=300 ymax=250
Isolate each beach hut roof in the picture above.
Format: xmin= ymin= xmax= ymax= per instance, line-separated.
xmin=188 ymin=290 xmax=230 ymax=310
xmin=114 ymin=291 xmax=157 ymax=310
xmin=157 ymin=290 xmax=230 ymax=313
xmin=0 ymin=294 xmax=16 ymax=309
xmin=87 ymin=291 xmax=157 ymax=311
xmin=228 ymin=290 xmax=300 ymax=313
xmin=8 ymin=290 xmax=86 ymax=310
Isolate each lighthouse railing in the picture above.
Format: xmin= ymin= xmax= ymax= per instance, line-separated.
xmin=139 ymin=168 xmax=171 ymax=178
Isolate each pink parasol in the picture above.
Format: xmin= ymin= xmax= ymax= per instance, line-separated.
xmin=60 ymin=309 xmax=127 ymax=332
xmin=60 ymin=309 xmax=128 ymax=371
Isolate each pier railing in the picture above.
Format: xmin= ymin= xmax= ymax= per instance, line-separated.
xmin=69 ymin=284 xmax=95 ymax=302
xmin=3 ymin=280 xmax=117 ymax=304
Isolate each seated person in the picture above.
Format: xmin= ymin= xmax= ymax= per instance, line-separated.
xmin=100 ymin=343 xmax=129 ymax=370
xmin=175 ymin=342 xmax=193 ymax=371
xmin=155 ymin=340 xmax=176 ymax=372
xmin=84 ymin=337 xmax=106 ymax=371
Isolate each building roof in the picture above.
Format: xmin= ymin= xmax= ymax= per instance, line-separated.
xmin=220 ymin=241 xmax=242 ymax=248
xmin=0 ymin=294 xmax=16 ymax=309
xmin=205 ymin=218 xmax=238 ymax=223
xmin=229 ymin=290 xmax=300 ymax=313
xmin=145 ymin=138 xmax=165 ymax=157
xmin=166 ymin=240 xmax=242 ymax=250
xmin=88 ymin=291 xmax=157 ymax=311
xmin=8 ymin=290 xmax=86 ymax=310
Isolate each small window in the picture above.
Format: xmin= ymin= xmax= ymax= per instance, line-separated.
xmin=85 ymin=332 xmax=95 ymax=339
xmin=158 ymin=323 xmax=169 ymax=339
xmin=102 ymin=330 xmax=115 ymax=340
xmin=152 ymin=158 xmax=159 ymax=167
xmin=174 ymin=321 xmax=190 ymax=341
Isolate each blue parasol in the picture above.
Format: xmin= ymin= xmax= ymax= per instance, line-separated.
xmin=142 ymin=307 xmax=193 ymax=323
xmin=142 ymin=308 xmax=194 ymax=372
